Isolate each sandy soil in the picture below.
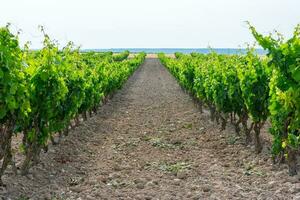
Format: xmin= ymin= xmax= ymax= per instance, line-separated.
xmin=1 ymin=59 xmax=300 ymax=200
xmin=129 ymin=54 xmax=175 ymax=58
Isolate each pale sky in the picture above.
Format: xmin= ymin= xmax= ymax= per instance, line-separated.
xmin=1 ymin=0 xmax=299 ymax=49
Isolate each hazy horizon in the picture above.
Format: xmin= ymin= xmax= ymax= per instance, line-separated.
xmin=1 ymin=0 xmax=299 ymax=49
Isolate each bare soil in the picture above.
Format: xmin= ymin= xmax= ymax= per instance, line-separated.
xmin=1 ymin=59 xmax=300 ymax=200
xmin=129 ymin=54 xmax=175 ymax=58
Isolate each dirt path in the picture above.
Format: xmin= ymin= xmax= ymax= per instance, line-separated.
xmin=1 ymin=59 xmax=299 ymax=200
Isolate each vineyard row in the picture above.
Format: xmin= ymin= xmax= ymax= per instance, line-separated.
xmin=159 ymin=24 xmax=300 ymax=176
xmin=0 ymin=26 xmax=146 ymax=185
